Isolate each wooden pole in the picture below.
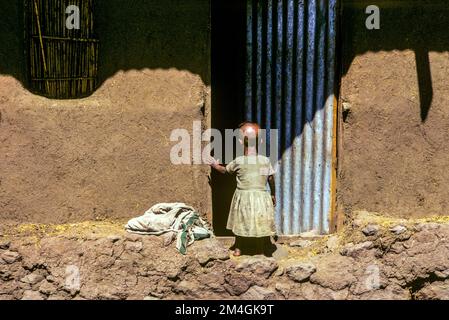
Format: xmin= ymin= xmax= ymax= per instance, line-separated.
xmin=33 ymin=0 xmax=49 ymax=94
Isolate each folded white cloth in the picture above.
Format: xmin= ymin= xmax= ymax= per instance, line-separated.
xmin=125 ymin=202 xmax=212 ymax=254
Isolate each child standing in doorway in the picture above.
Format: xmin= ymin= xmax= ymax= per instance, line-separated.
xmin=206 ymin=122 xmax=277 ymax=256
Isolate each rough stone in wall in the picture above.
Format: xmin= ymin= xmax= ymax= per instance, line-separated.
xmin=1 ymin=211 xmax=449 ymax=300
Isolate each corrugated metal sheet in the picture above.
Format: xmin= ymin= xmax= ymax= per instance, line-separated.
xmin=245 ymin=0 xmax=337 ymax=235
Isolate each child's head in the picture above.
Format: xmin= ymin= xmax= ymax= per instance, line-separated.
xmin=238 ymin=121 xmax=262 ymax=148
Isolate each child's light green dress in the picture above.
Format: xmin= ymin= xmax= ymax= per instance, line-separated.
xmin=225 ymin=155 xmax=276 ymax=237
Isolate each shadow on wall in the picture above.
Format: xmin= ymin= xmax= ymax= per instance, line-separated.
xmin=95 ymin=0 xmax=210 ymax=86
xmin=341 ymin=0 xmax=449 ymax=122
xmin=0 ymin=0 xmax=25 ymax=83
xmin=0 ymin=0 xmax=210 ymax=90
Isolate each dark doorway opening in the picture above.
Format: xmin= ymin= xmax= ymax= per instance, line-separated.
xmin=211 ymin=0 xmax=247 ymax=236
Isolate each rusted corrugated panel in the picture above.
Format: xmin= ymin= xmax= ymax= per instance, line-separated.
xmin=245 ymin=0 xmax=337 ymax=235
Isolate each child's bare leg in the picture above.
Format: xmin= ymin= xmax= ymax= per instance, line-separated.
xmin=233 ymin=236 xmax=243 ymax=256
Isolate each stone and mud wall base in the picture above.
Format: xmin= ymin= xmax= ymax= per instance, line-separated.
xmin=1 ymin=212 xmax=449 ymax=300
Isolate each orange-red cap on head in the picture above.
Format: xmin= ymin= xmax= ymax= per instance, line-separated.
xmin=239 ymin=122 xmax=260 ymax=139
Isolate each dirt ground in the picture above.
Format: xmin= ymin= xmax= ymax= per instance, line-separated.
xmin=339 ymin=2 xmax=449 ymax=218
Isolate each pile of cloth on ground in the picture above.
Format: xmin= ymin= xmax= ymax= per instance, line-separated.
xmin=125 ymin=202 xmax=212 ymax=254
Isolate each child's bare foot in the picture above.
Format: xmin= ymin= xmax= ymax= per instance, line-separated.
xmin=233 ymin=248 xmax=241 ymax=256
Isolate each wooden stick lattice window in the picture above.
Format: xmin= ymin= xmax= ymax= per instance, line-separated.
xmin=26 ymin=0 xmax=99 ymax=99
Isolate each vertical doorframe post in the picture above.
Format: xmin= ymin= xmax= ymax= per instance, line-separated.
xmin=329 ymin=0 xmax=343 ymax=233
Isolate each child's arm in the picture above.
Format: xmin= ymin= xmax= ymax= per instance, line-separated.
xmin=268 ymin=174 xmax=276 ymax=207
xmin=211 ymin=162 xmax=227 ymax=175
xmin=205 ymin=156 xmax=227 ymax=175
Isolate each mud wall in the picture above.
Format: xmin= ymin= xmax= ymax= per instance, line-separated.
xmin=0 ymin=0 xmax=211 ymax=224
xmin=338 ymin=1 xmax=449 ymax=218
